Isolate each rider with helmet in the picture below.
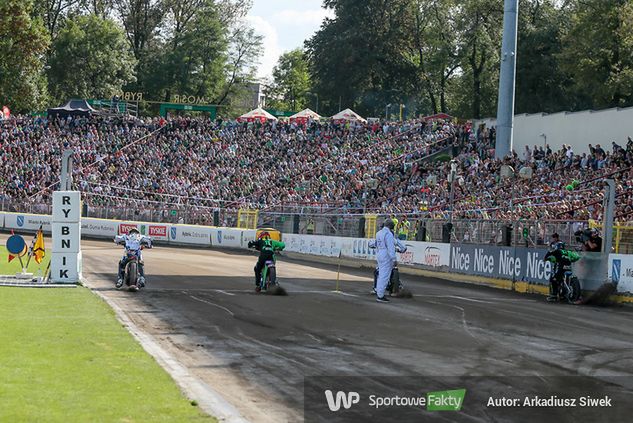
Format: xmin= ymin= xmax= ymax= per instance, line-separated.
xmin=248 ymin=232 xmax=285 ymax=292
xmin=544 ymin=232 xmax=580 ymax=302
xmin=114 ymin=228 xmax=152 ymax=288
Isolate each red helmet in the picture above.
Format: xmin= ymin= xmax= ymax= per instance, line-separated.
xmin=257 ymin=231 xmax=271 ymax=240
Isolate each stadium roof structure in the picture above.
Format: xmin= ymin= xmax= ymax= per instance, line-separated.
xmin=47 ymin=99 xmax=96 ymax=119
xmin=237 ymin=107 xmax=278 ymax=123
xmin=331 ymin=108 xmax=366 ymax=123
xmin=289 ymin=108 xmax=321 ymax=123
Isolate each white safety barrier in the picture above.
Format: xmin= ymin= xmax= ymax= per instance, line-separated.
xmin=2 ymin=211 xmax=633 ymax=296
xmin=283 ymin=234 xmax=450 ymax=268
xmin=608 ymin=254 xmax=633 ymax=294
xmin=81 ymin=218 xmax=119 ymax=237
xmin=4 ymin=213 xmax=52 ymax=231
xmin=168 ymin=225 xmax=213 ymax=246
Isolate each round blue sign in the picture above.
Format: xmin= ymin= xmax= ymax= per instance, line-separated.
xmin=6 ymin=235 xmax=26 ymax=255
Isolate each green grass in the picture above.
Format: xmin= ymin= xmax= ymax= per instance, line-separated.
xmin=0 ymin=287 xmax=215 ymax=422
xmin=0 ymin=246 xmax=51 ymax=276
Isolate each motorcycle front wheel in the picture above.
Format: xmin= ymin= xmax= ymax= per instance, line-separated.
xmin=127 ymin=262 xmax=138 ymax=288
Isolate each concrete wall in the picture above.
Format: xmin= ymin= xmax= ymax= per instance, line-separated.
xmin=474 ymin=106 xmax=633 ymax=155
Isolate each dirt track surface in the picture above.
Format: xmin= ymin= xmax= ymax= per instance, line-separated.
xmin=80 ymin=239 xmax=633 ymax=422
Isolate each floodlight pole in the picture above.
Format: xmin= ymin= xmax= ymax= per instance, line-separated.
xmin=495 ymin=0 xmax=519 ymax=159
xmin=603 ymin=179 xmax=615 ymax=254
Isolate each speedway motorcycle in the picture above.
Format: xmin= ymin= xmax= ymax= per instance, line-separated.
xmin=544 ymin=248 xmax=582 ymax=303
xmin=369 ymin=245 xmax=410 ymax=297
xmin=117 ymin=236 xmax=151 ymax=292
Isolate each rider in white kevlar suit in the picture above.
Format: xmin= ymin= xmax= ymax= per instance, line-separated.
xmin=114 ymin=228 xmax=152 ymax=288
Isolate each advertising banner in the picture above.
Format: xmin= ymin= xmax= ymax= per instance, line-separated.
xmin=400 ymin=241 xmax=450 ymax=269
xmin=241 ymin=230 xmax=258 ymax=249
xmin=450 ymin=244 xmax=553 ymax=285
xmin=210 ymin=228 xmax=243 ymax=248
xmin=4 ymin=213 xmax=52 ymax=232
xmin=283 ymin=234 xmax=342 ymax=257
xmin=81 ymin=218 xmax=119 ymax=237
xmin=608 ymin=254 xmax=633 ymax=294
xmin=116 ymin=221 xmax=170 ymax=241
xmin=169 ymin=225 xmax=213 ymax=246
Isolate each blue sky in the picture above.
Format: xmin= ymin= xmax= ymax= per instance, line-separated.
xmin=247 ymin=0 xmax=333 ymax=79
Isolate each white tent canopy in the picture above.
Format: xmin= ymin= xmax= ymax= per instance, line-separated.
xmin=289 ymin=108 xmax=321 ymax=121
xmin=237 ymin=107 xmax=278 ymax=122
xmin=331 ymin=108 xmax=366 ymax=123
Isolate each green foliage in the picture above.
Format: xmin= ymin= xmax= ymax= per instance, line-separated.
xmin=48 ymin=14 xmax=136 ymax=102
xmin=0 ymin=0 xmax=50 ymax=112
xmin=307 ymin=0 xmax=633 ymax=119
xmin=515 ymin=0 xmax=571 ymax=114
xmin=9 ymin=0 xmax=633 ymax=118
xmin=267 ymin=49 xmax=312 ymax=111
xmin=560 ymin=0 xmax=633 ymax=110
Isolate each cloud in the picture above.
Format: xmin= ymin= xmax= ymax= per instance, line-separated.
xmin=246 ymin=15 xmax=282 ymax=79
xmin=272 ymin=9 xmax=335 ymax=26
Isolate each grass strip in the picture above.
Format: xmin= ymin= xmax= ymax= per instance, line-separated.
xmin=0 ymin=287 xmax=214 ymax=422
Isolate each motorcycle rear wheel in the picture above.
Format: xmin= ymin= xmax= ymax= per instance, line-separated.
xmin=566 ymin=276 xmax=582 ymax=303
xmin=267 ymin=266 xmax=277 ymax=288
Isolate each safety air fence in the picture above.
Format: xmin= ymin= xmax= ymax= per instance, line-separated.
xmin=1 ymin=212 xmax=631 ymax=297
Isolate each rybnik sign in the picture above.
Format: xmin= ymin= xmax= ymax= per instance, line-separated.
xmin=450 ymin=244 xmax=553 ymax=284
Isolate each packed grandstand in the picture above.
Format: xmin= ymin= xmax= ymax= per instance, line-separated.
xmin=1 ymin=114 xmax=632 ymax=224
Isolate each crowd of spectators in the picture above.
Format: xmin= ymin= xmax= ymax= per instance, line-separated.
xmin=1 ymin=114 xmax=632 ymax=224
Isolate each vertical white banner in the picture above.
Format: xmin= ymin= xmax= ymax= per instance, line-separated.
xmin=51 ymin=191 xmax=82 ymax=283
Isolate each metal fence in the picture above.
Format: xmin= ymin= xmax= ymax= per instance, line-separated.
xmin=2 ymin=199 xmax=633 ymax=253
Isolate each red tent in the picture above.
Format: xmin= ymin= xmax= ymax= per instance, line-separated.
xmin=237 ymin=107 xmax=278 ymax=123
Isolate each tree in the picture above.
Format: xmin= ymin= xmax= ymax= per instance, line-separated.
xmin=268 ymin=49 xmax=312 ymax=111
xmin=450 ymin=0 xmax=503 ymax=119
xmin=214 ymin=22 xmax=262 ymax=108
xmin=81 ymin=0 xmax=115 ymax=18
xmin=48 ymin=14 xmax=136 ymax=101
xmin=33 ymin=0 xmax=82 ymax=39
xmin=306 ymin=0 xmax=413 ymax=116
xmin=115 ymin=0 xmax=165 ymax=61
xmin=156 ymin=0 xmax=227 ymax=102
xmin=403 ymin=0 xmax=461 ymax=114
xmin=0 ymin=0 xmax=50 ymax=112
xmin=559 ymin=0 xmax=633 ymax=110
xmin=514 ymin=0 xmax=571 ymax=114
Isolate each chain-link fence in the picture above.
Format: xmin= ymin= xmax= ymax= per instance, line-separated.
xmin=3 ymin=199 xmax=633 ymax=252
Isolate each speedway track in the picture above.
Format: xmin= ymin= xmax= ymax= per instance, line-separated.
xmin=80 ymin=239 xmax=633 ymax=422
